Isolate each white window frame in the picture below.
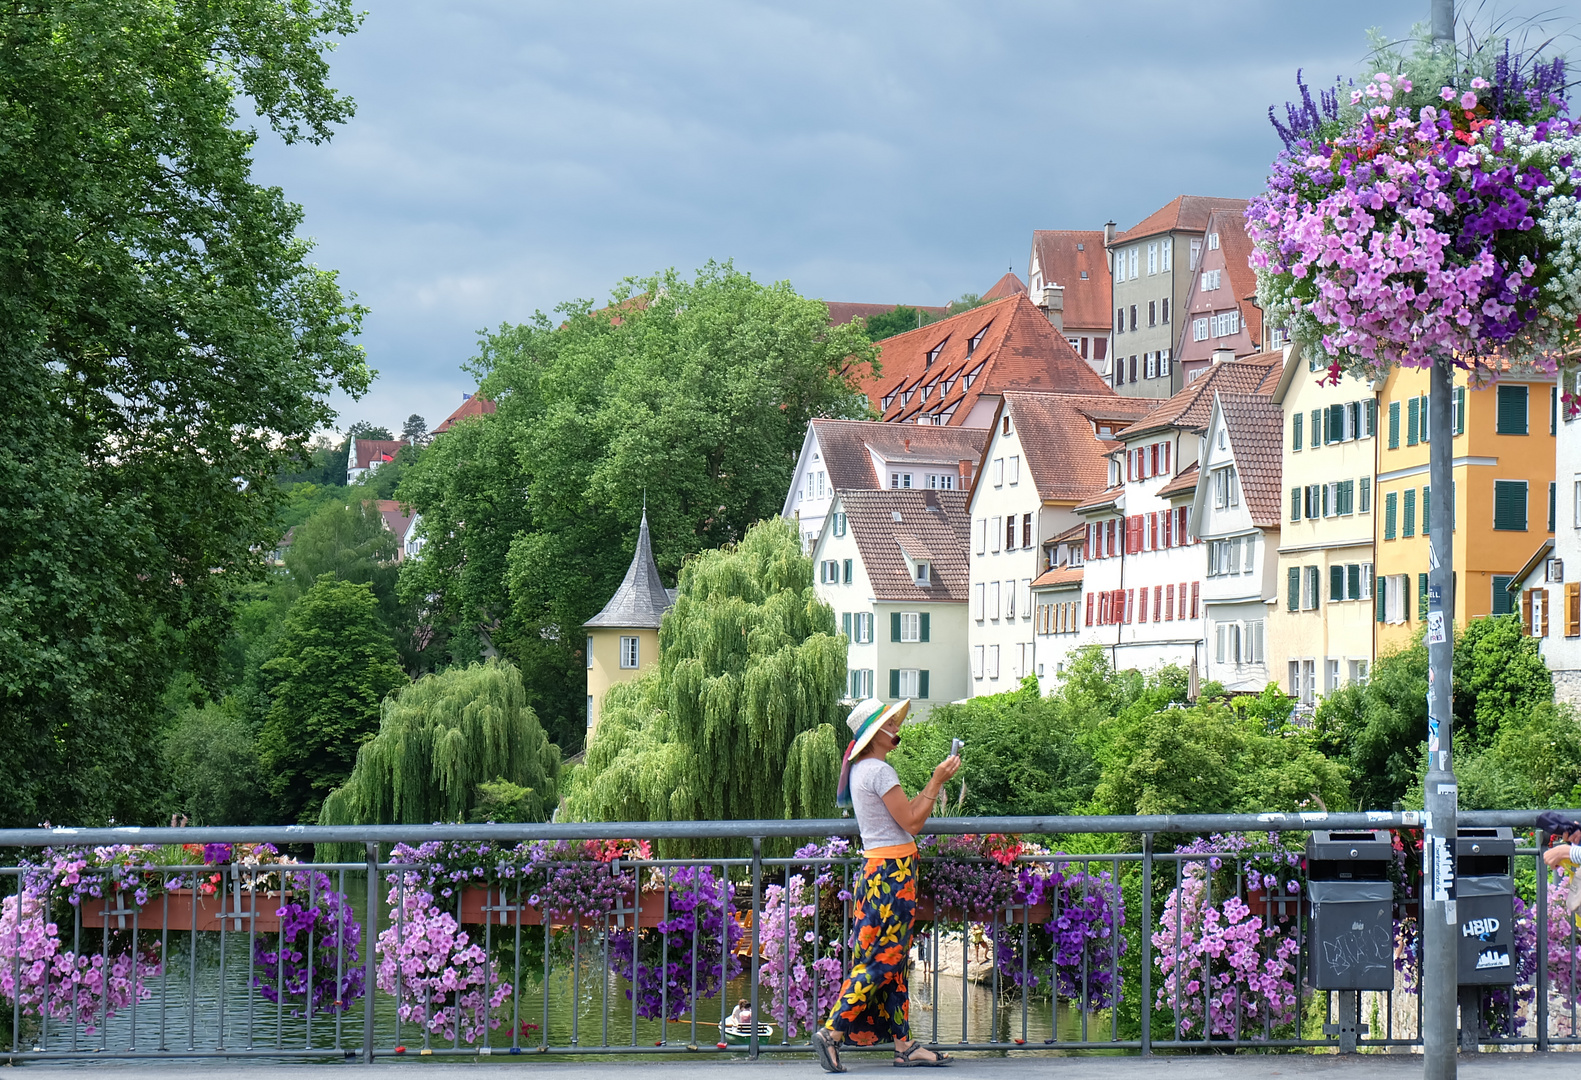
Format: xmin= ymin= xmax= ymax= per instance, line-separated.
xmin=989 ymin=580 xmax=1002 ymax=620
xmin=900 ymin=612 xmax=921 ymax=642
xmin=619 ymin=635 xmax=640 ymax=669
xmin=987 ymin=644 xmax=1000 ymax=679
xmin=973 ymin=645 xmax=985 ymax=679
xmin=993 ymin=458 xmax=1005 ymax=487
xmin=897 ymin=669 xmax=921 ymax=698
xmin=1008 ymin=455 xmax=1020 ymax=485
xmin=971 ymin=583 xmax=985 ymax=622
xmin=1147 ymin=242 xmax=1158 ymax=275
xmin=1193 ymin=318 xmax=1209 ymax=342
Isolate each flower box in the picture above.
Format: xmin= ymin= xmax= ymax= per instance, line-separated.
xmin=1244 ymin=885 xmax=1303 ymax=926
xmin=912 ymin=899 xmax=1052 ymax=925
xmin=80 ymin=888 xmax=288 ymax=933
xmin=454 ymin=886 xmax=670 ymax=930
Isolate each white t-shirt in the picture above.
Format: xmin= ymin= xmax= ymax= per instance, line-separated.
xmin=849 ymin=758 xmax=914 ymax=850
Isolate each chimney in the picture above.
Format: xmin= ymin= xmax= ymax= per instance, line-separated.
xmin=904 ymin=437 xmax=911 ymax=453
xmin=957 ymin=458 xmax=975 ymax=488
xmin=1104 ymin=220 xmax=1116 ymax=246
xmin=1039 ymin=284 xmax=1065 ymax=332
xmin=1212 ymin=347 xmax=1235 ymax=365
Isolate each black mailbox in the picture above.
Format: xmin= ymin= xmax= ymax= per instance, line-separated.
xmin=1306 ymin=830 xmax=1395 ymax=991
xmin=1456 ymin=827 xmax=1516 ymax=986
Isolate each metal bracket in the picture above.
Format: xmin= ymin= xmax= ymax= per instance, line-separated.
xmin=1323 ymin=990 xmax=1368 ymax=1053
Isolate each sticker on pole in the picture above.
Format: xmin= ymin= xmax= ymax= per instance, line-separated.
xmin=1429 ymin=539 xmax=1441 ymax=571
xmin=1433 ymin=836 xmax=1456 ymax=903
xmin=1427 ymin=610 xmax=1447 ymax=645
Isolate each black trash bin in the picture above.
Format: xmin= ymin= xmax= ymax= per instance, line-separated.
xmin=1456 ymin=827 xmax=1516 ymax=987
xmin=1306 ymin=829 xmax=1396 ymax=991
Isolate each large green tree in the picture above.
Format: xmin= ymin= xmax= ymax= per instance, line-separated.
xmin=564 ymin=518 xmax=846 ymax=849
xmin=257 ymin=577 xmax=407 ymax=823
xmin=398 ymin=263 xmax=877 ymax=751
xmin=0 ymin=0 xmax=367 ymax=825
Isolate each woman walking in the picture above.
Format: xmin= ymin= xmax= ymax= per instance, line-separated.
xmin=812 ymin=698 xmax=959 ymax=1072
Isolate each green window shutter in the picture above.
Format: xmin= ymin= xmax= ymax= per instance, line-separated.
xmin=1454 ymin=386 xmax=1466 ymax=434
xmin=1360 ymin=476 xmax=1371 ymax=513
xmin=1389 ymin=401 xmax=1400 ymax=448
xmin=1553 ymin=386 xmax=1559 ymax=435
xmin=889 ymin=669 xmax=900 ymax=698
xmin=1325 ymin=405 xmax=1337 ymax=444
xmin=1330 ymin=565 xmax=1344 ymax=602
xmin=890 ymin=612 xmax=902 ymax=641
xmin=1494 ymin=480 xmax=1528 ymax=531
xmin=1551 ymin=481 xmax=1558 ymax=532
xmin=1422 ymin=486 xmax=1430 ymax=532
xmin=1287 ymin=567 xmax=1300 ymax=612
xmin=1377 ymin=578 xmax=1388 ymax=622
xmin=843 ymin=612 xmax=852 ymax=638
xmin=1347 ymin=563 xmax=1361 ymax=600
xmin=1291 ymin=487 xmax=1301 ymax=521
xmin=918 ymin=670 xmax=930 ymax=700
xmin=1403 ymin=488 xmax=1416 ymax=537
xmin=1492 ymin=576 xmax=1515 ymax=616
xmin=1366 ymin=398 xmax=1378 ymax=437
xmin=1384 ymin=492 xmax=1398 ymax=539
xmin=1418 ymin=574 xmax=1428 ymax=621
xmin=1420 ymin=395 xmax=1430 ymax=442
xmin=1311 ymin=409 xmax=1322 ymax=449
xmin=920 ymin=612 xmax=930 ymax=642
xmin=1497 ymin=385 xmax=1529 ymax=435
xmin=843 ymin=559 xmax=852 ymax=583
xmin=1406 ymin=397 xmax=1420 ymax=446
xmin=1292 ymin=412 xmax=1303 ymax=451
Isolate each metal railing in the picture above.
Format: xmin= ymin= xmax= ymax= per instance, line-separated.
xmin=0 ymin=810 xmax=1573 ymax=1062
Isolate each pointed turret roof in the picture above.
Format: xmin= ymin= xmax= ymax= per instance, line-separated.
xmin=585 ymin=512 xmax=675 ymax=629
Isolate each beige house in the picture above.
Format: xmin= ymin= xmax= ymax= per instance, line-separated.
xmin=812 ymin=488 xmax=971 ymax=720
xmin=1267 ymin=345 xmax=1379 ymax=708
xmin=584 ymin=512 xmax=674 ymax=733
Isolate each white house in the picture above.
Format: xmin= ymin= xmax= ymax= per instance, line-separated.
xmin=784 ymin=419 xmax=985 ymax=552
xmin=1190 ymin=392 xmax=1283 ymax=692
xmin=347 ymin=438 xmax=409 ymax=484
xmin=1030 ymin=524 xmax=1091 ymax=690
xmin=811 ymin=488 xmax=971 ymax=720
xmin=967 ymin=392 xmax=1152 ymax=694
xmin=1530 ymin=369 xmax=1581 ymax=703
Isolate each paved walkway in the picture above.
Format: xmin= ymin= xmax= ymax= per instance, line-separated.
xmin=5 ymin=1053 xmax=1576 ymax=1077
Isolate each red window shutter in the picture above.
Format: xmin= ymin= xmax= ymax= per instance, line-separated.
xmin=1085 ymin=525 xmax=1093 ymax=560
xmin=1150 ymin=444 xmax=1159 ymax=474
xmin=1180 ymin=581 xmax=1188 ymax=616
xmin=1139 ymin=587 xmax=1148 ymax=622
xmin=1191 ymin=581 xmax=1201 ymax=619
xmin=1086 ymin=593 xmax=1094 ymax=625
xmin=1165 ymin=584 xmax=1175 ymax=620
xmin=1127 ymin=452 xmax=1134 ymax=481
xmin=1163 ymin=441 xmax=1171 ymax=473
xmin=1154 ymin=585 xmax=1163 ymax=622
xmin=1127 ymin=589 xmax=1136 ymax=623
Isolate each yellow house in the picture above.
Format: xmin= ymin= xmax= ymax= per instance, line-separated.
xmin=1374 ymin=366 xmax=1557 ymax=653
xmin=585 ymin=512 xmax=674 ymax=733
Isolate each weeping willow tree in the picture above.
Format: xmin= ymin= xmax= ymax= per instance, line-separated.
xmin=319 ymin=660 xmax=560 ymax=838
xmin=565 ymin=518 xmax=845 ymax=853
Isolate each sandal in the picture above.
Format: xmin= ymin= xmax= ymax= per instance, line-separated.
xmin=894 ymin=1041 xmax=952 ymax=1068
xmin=812 ymin=1027 xmax=847 ymax=1074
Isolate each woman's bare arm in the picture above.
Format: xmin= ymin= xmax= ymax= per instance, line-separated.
xmin=879 ymin=755 xmax=961 ymax=836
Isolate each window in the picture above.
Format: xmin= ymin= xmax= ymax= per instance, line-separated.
xmin=915 ymin=561 xmax=930 ymax=585
xmin=1292 ymin=412 xmax=1303 ymax=451
xmin=1406 ymin=397 xmax=1420 ymax=446
xmin=1116 ymin=307 xmax=1125 ymax=334
xmin=1492 ymin=575 xmax=1516 ymax=616
xmin=848 ymin=669 xmax=873 ymax=698
xmin=964 ymin=363 xmax=982 ymax=388
xmin=1008 ymin=455 xmax=1020 ymax=485
xmin=1193 ymin=318 xmax=1209 ymax=341
xmin=989 ymin=580 xmax=1001 ymax=619
xmin=1189 ymin=239 xmax=1202 ymax=269
xmin=1022 ymin=512 xmax=1033 ymax=549
xmin=991 ymin=516 xmax=1002 ymax=552
xmin=1005 ymin=578 xmax=1018 ymax=619
xmin=1493 ymin=480 xmax=1528 ymax=531
xmin=1359 ymin=477 xmax=1372 ymax=514
xmin=971 ymin=583 xmax=984 ymax=621
xmin=832 ymin=512 xmax=846 ymax=537
xmin=1454 ymin=386 xmax=1467 ymax=435
xmin=1496 ymin=384 xmax=1529 ymax=435
xmin=1129 ymin=249 xmax=1139 ymax=278
xmin=992 ymin=458 xmax=1004 ymax=487
xmin=1130 ymin=305 xmax=1138 ymax=332
xmin=1303 ymin=565 xmax=1320 ymax=610
xmin=820 ymin=559 xmax=840 ymax=584
xmin=586 ymin=635 xmax=593 ymax=669
xmin=986 ymin=644 xmax=1000 ymax=680
xmin=1005 ymin=516 xmax=1017 ymax=551
xmin=1147 ymin=243 xmax=1158 ymax=275
xmin=890 ymin=471 xmax=912 ymax=489
xmin=1388 ymin=401 xmax=1400 ymax=449
xmin=1148 ymin=300 xmax=1157 ymax=327
xmin=973 ymin=644 xmax=984 ymax=679
xmin=1384 ymin=491 xmax=1398 ymax=540
xmin=1364 ymin=399 xmax=1377 ymax=438
xmin=926 ymin=473 xmax=954 ymax=490
xmin=1208 ymin=231 xmax=1220 ymax=250
xmin=894 ymin=669 xmax=927 ymax=699
xmin=1336 ymin=479 xmax=1355 ymax=515
xmin=1162 ymin=299 xmax=1170 ymax=323
xmin=1213 ymin=466 xmax=1239 ymax=508
xmin=1021 ymin=577 xmax=1032 ymax=618
xmin=1290 ymin=487 xmax=1301 ymax=521
xmin=619 ymin=636 xmax=640 ymax=669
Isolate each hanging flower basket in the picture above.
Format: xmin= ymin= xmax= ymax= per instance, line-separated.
xmin=454 ymin=885 xmax=670 ymax=929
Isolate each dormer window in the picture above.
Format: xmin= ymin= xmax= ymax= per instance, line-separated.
xmin=926 ymin=343 xmax=945 ymax=366
xmin=915 ymin=561 xmax=931 ymax=585
xmin=968 ymin=328 xmax=988 ymax=356
xmin=881 ymin=392 xmax=895 ymax=410
xmin=942 ymin=377 xmax=955 ymax=397
xmin=920 ymin=384 xmax=931 ymax=402
xmin=963 ymin=363 xmax=983 ymax=389
xmin=1097 ymin=424 xmax=1113 ymax=438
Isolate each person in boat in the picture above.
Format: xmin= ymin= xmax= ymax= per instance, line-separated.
xmin=728 ymin=999 xmax=753 ymax=1028
xmin=811 ymin=698 xmax=959 ymax=1072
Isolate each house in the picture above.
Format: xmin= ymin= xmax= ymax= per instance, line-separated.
xmin=864 ymin=293 xmax=1116 ymax=428
xmin=1030 ymin=524 xmax=1091 ymax=688
xmin=1373 ymin=365 xmax=1557 ymax=658
xmin=370 ymin=500 xmax=417 ymax=562
xmin=811 ymin=488 xmax=971 ymax=720
xmin=1266 ymin=345 xmax=1380 ymax=707
xmin=347 ymin=438 xmax=409 ymax=484
xmin=1073 ymin=353 xmax=1282 ymax=676
xmin=1028 ymin=230 xmax=1112 ymax=377
xmin=1174 ymin=209 xmax=1266 ymax=385
xmin=981 ymin=272 xmax=1028 ymax=300
xmin=268 ymin=527 xmax=295 ymax=568
xmin=783 ymin=419 xmax=986 ymax=552
xmin=967 ymin=391 xmax=1153 ymax=694
xmin=1191 ymin=393 xmax=1283 ymax=692
xmin=432 ymin=393 xmax=497 ymax=435
xmin=584 ymin=511 xmax=675 ymax=732
xmin=1536 ymin=371 xmax=1581 ymax=703
xmin=1107 ymin=196 xmax=1249 ymax=399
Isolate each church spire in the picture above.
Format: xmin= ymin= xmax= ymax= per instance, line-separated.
xmin=584 ymin=510 xmax=674 ymax=629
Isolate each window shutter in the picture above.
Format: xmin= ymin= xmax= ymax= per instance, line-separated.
xmin=1287 ymin=567 xmax=1300 ymax=612
xmin=1523 ymin=589 xmax=1534 ymax=634
xmin=891 ymin=612 xmax=902 ymax=642
xmin=1550 ymin=482 xmax=1557 ymax=532
xmin=1291 ymin=488 xmax=1301 ymax=521
xmin=1542 ymin=591 xmax=1551 ymax=637
xmin=1455 ymin=386 xmax=1466 ymax=434
xmin=1420 ymin=395 xmax=1430 ymax=442
xmin=1377 ymin=578 xmax=1388 ymax=623
xmin=1497 ymin=385 xmax=1529 ymax=435
xmin=1163 ymin=441 xmax=1170 ymax=472
xmin=1330 ymin=565 xmax=1344 ymax=602
xmin=1384 ymin=492 xmax=1397 ymax=539
xmin=1418 ymin=574 xmax=1428 ymax=621
xmin=1311 ymin=409 xmax=1322 ymax=449
xmin=1292 ymin=412 xmax=1303 ymax=450
xmin=1406 ymin=397 xmax=1420 ymax=445
xmin=1494 ymin=481 xmax=1528 ymax=531
xmin=920 ymin=612 xmax=930 ymax=642
xmin=1567 ymin=583 xmax=1580 ymax=637
xmin=843 ymin=559 xmax=853 ymax=584
xmin=1403 ymin=489 xmax=1416 ymax=537
xmin=1422 ymin=487 xmax=1430 ymax=532
xmin=843 ymin=612 xmax=852 ymax=638
xmin=1389 ymin=401 xmax=1400 ymax=448
xmin=1348 ymin=563 xmax=1361 ymax=599
xmin=1366 ymin=398 xmax=1378 ymax=437
xmin=889 ymin=669 xmax=900 ymax=698
xmin=918 ymin=670 xmax=929 ymax=699
xmin=1191 ymin=581 xmax=1200 ymax=618
xmin=1086 ymin=593 xmax=1094 ymax=625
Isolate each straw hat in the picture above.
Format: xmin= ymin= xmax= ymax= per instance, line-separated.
xmin=845 ymin=697 xmax=910 ymax=757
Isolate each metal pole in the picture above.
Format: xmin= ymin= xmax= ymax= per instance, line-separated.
xmin=1431 ymin=0 xmax=1455 ymax=52
xmin=1423 ymin=354 xmax=1458 ymax=1079
xmin=363 ymin=843 xmax=378 ymax=1064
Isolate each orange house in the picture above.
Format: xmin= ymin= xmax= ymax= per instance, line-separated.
xmin=1373 ymin=365 xmax=1557 ymax=653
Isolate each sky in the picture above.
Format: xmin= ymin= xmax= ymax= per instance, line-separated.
xmin=245 ymin=1 xmax=1574 ymax=437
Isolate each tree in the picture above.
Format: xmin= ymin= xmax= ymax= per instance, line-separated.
xmin=401 ymin=414 xmax=429 ymax=446
xmin=564 ymin=518 xmax=846 ymax=850
xmin=160 ymin=699 xmax=269 ymax=826
xmin=257 ymin=577 xmax=408 ymax=823
xmin=397 ymin=263 xmax=877 ymax=751
xmin=345 ymin=422 xmax=394 ymax=442
xmin=1452 ymin=613 xmax=1551 ymax=750
xmin=286 ymin=501 xmax=400 ymax=614
xmin=319 ymin=660 xmax=559 ymax=829
xmin=0 ymin=0 xmax=368 ymax=824
xmin=861 ymin=306 xmax=925 ymax=340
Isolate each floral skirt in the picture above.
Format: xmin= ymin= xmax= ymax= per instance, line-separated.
xmin=823 ymin=852 xmax=917 ymax=1045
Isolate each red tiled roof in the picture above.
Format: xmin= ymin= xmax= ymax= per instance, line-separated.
xmin=434 ymin=394 xmax=497 ymax=434
xmin=1114 ymin=196 xmax=1250 ymax=245
xmin=1028 ymin=230 xmax=1112 ymax=332
xmin=352 ymin=439 xmax=408 ymax=469
xmin=865 ymin=294 xmax=1116 ymax=427
xmin=1156 ymin=462 xmax=1200 ymax=500
xmin=1217 ymin=393 xmax=1285 ymax=529
xmin=1053 ymin=522 xmax=1087 ymax=544
xmin=825 ymin=301 xmax=949 ymax=328
xmin=1217 ymin=212 xmax=1263 ymax=347
xmin=982 ymin=272 xmax=1027 ymax=300
xmin=840 ymin=489 xmax=971 ymax=603
xmin=1116 ymin=353 xmax=1283 ymax=441
xmin=372 ymin=499 xmax=416 ymax=543
xmin=808 ymin=419 xmax=987 ymax=492
xmin=1002 ymin=391 xmax=1152 ymax=503
xmin=1176 ymin=210 xmax=1265 ymax=364
xmin=1075 ymin=485 xmax=1123 ymax=514
xmin=1032 ymin=565 xmax=1084 ymax=589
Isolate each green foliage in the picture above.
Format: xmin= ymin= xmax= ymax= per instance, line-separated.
xmin=1312 ymin=635 xmax=1428 ymax=810
xmin=1452 ymin=613 xmax=1551 ymax=750
xmin=278 ymin=436 xmax=350 ymax=488
xmin=258 ymin=577 xmax=408 ymax=823
xmin=888 ymin=676 xmax=1100 ymax=817
xmin=564 ymin=519 xmax=847 ymax=850
xmin=0 ymin=0 xmax=367 ymax=824
xmin=160 ymin=699 xmax=269 ymax=826
xmin=320 ymin=660 xmax=558 ymax=829
xmin=1421 ymin=702 xmax=1581 ymax=811
xmin=469 ymin=778 xmax=544 ymax=824
xmin=398 ymin=263 xmax=877 ymax=751
xmin=861 ymin=306 xmax=926 ymax=339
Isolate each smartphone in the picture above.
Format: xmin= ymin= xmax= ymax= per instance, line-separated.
xmin=949 ymin=738 xmax=964 ymax=759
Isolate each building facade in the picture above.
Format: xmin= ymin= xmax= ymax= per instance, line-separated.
xmin=584 ymin=512 xmax=675 ymax=733
xmin=1174 ymin=209 xmax=1266 ymax=384
xmin=1028 ymin=230 xmax=1112 ymax=377
xmin=812 ymin=488 xmax=971 ymax=719
xmin=1536 ymin=371 xmax=1581 ymax=703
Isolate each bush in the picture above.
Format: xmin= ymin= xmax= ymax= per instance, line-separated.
xmin=160 ymin=699 xmax=268 ymax=826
